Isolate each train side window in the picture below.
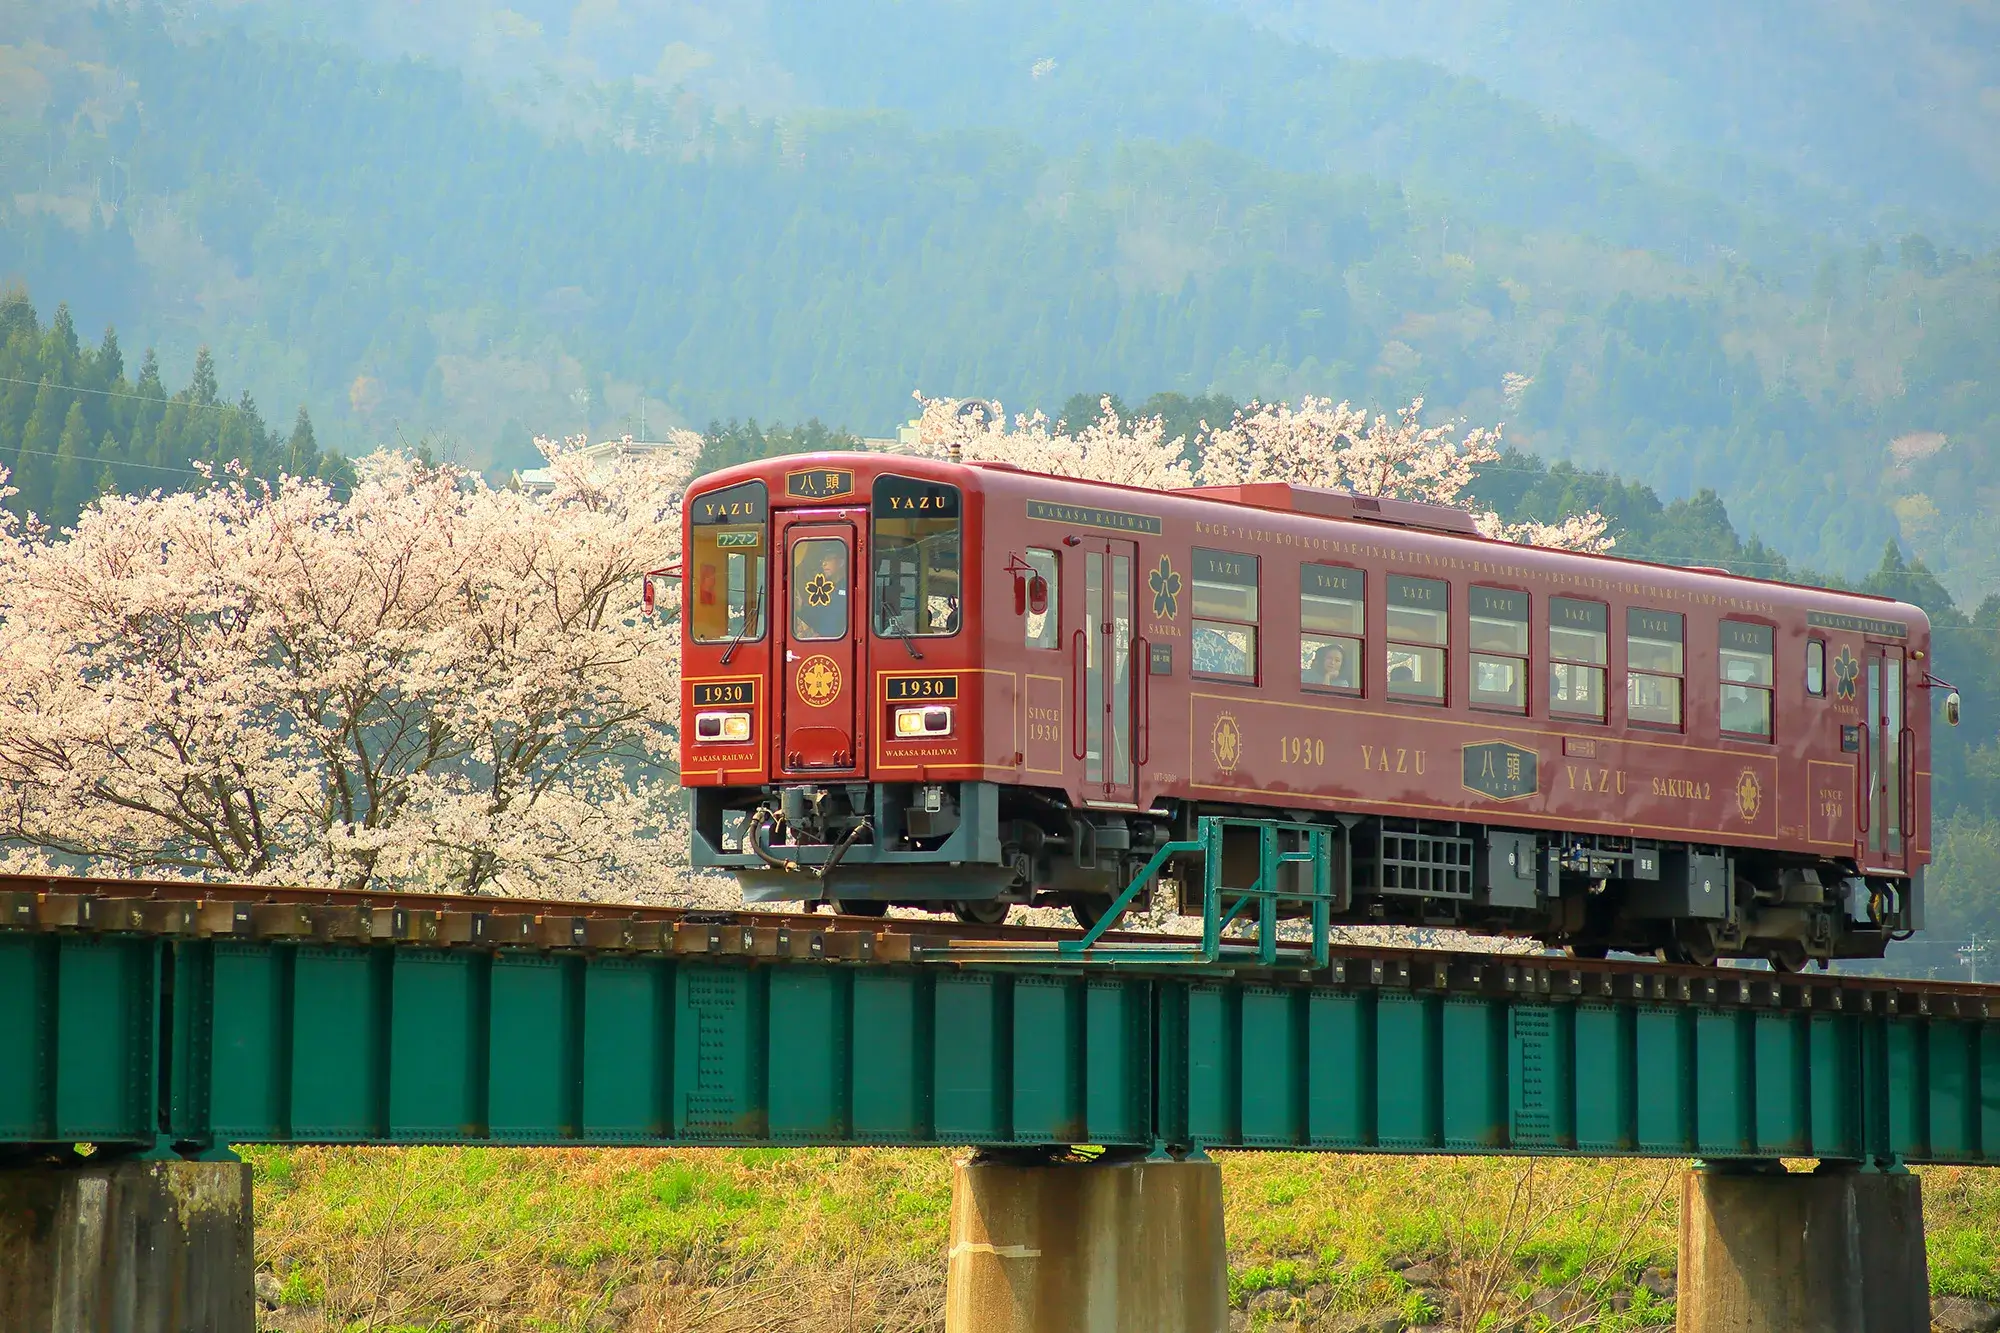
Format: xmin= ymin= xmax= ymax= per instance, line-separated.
xmin=1468 ymin=586 xmax=1528 ymax=712
xmin=1192 ymin=548 xmax=1259 ymax=681
xmin=1386 ymin=575 xmax=1447 ymax=703
xmin=1720 ymin=620 xmax=1774 ymax=738
xmin=1806 ymin=637 xmax=1826 ymax=697
xmin=1549 ymin=597 xmax=1608 ymax=721
xmin=1024 ymin=549 xmax=1059 ymax=650
xmin=1626 ymin=608 xmax=1684 ymax=727
xmin=871 ymin=475 xmax=963 ymax=636
xmin=1300 ymin=563 xmax=1363 ymax=692
xmin=688 ymin=480 xmax=769 ymax=644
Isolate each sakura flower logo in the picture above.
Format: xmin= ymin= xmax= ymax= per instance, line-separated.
xmin=1148 ymin=556 xmax=1182 ymax=620
xmin=804 ymin=573 xmax=837 ymax=608
xmin=1211 ymin=711 xmax=1244 ymax=775
xmin=1832 ymin=647 xmax=1860 ymax=702
xmin=1736 ymin=768 xmax=1763 ymax=822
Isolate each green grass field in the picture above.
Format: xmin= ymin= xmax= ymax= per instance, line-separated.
xmin=245 ymin=1146 xmax=2000 ymax=1331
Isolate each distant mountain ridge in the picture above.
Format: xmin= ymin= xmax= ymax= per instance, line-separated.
xmin=2 ymin=0 xmax=1998 ymax=598
xmin=1221 ymin=0 xmax=2000 ymax=240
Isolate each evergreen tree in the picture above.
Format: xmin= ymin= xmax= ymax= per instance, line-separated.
xmin=188 ymin=347 xmax=219 ymax=406
xmin=50 ymin=402 xmax=92 ymax=526
xmin=285 ymin=405 xmax=319 ymax=476
xmin=43 ymin=304 xmax=79 ymax=385
xmin=0 ymin=286 xmax=35 ymax=344
xmin=12 ymin=379 xmax=60 ymax=517
xmin=92 ymin=326 xmax=123 ymax=391
xmin=93 ymin=430 xmax=125 ymax=499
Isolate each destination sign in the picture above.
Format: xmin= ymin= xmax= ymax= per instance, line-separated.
xmin=691 ymin=481 xmax=768 ymax=526
xmin=786 ymin=469 xmax=855 ymax=500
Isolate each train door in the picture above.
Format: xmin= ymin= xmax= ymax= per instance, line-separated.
xmin=777 ymin=516 xmax=864 ymax=772
xmin=1861 ymin=644 xmax=1910 ymax=874
xmin=1079 ymin=539 xmax=1138 ymax=805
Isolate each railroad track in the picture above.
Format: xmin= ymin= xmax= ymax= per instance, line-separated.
xmin=2 ymin=871 xmax=1994 ymax=1020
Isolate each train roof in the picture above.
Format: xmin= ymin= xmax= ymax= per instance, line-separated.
xmin=688 ymin=451 xmax=1924 ymax=624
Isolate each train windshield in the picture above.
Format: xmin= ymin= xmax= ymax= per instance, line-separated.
xmin=688 ymin=480 xmax=768 ymax=643
xmin=871 ymin=476 xmax=962 ymax=636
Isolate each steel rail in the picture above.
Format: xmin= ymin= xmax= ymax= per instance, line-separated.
xmin=1 ymin=872 xmax=1996 ymax=1016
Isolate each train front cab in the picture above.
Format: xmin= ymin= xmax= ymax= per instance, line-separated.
xmin=684 ymin=463 xmax=1019 ymax=914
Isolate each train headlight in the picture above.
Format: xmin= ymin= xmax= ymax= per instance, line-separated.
xmin=893 ymin=704 xmax=953 ymax=737
xmin=694 ymin=710 xmax=752 ymax=743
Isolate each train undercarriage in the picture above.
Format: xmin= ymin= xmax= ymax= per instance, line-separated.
xmin=692 ymin=780 xmax=1915 ymax=970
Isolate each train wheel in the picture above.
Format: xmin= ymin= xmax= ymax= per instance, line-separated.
xmin=1068 ymin=894 xmax=1125 ymax=931
xmin=834 ymin=899 xmax=888 ymax=918
xmin=953 ymin=900 xmax=1011 ymax=926
xmin=1563 ymin=943 xmax=1609 ymax=960
xmin=1667 ymin=921 xmax=1719 ymax=968
xmin=1765 ymin=940 xmax=1810 ymax=973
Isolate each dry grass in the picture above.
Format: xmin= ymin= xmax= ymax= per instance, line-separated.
xmin=247 ymin=1147 xmax=2000 ymax=1332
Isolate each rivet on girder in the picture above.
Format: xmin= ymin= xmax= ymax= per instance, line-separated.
xmin=1567 ymin=973 xmax=1582 ymax=995
xmin=1331 ymin=960 xmax=1347 ymax=983
xmin=1370 ymin=960 xmax=1385 ymax=986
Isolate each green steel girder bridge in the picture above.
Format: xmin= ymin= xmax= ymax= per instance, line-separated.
xmin=3 ymin=851 xmax=1995 ymax=1333
xmin=2 ymin=883 xmax=1996 ymax=1166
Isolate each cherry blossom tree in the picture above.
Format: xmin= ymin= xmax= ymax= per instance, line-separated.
xmin=907 ymin=393 xmax=1194 ymax=489
xmin=1196 ymin=395 xmax=1611 ymax=552
xmin=0 ymin=434 xmax=714 ymax=900
xmin=912 ymin=390 xmax=1609 ymax=552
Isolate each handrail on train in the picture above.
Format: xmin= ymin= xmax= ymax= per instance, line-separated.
xmin=927 ymin=815 xmax=1338 ymax=967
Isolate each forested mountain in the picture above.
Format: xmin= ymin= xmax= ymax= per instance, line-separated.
xmin=0 ymin=288 xmax=347 ymax=527
xmin=1223 ymin=0 xmax=2000 ymax=240
xmin=2 ymin=1 xmax=1999 ymax=604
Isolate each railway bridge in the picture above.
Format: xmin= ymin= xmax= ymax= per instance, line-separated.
xmin=1 ymin=856 xmax=1994 ymax=1331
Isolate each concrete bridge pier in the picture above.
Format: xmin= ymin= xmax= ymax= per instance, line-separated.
xmin=1676 ymin=1161 xmax=1929 ymax=1333
xmin=945 ymin=1150 xmax=1227 ymax=1333
xmin=0 ymin=1153 xmax=255 ymax=1333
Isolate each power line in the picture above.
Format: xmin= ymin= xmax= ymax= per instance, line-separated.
xmin=0 ymin=373 xmax=284 ymax=425
xmin=5 ymin=442 xmax=219 ymax=479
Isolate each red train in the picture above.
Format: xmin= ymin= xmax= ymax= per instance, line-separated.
xmin=676 ymin=453 xmax=1949 ymax=967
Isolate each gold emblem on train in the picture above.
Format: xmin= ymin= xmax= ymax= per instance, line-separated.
xmin=1211 ymin=711 xmax=1244 ymax=776
xmin=1735 ymin=768 xmax=1764 ymax=822
xmin=797 ymin=655 xmax=843 ymax=708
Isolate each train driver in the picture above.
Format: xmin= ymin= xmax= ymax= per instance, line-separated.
xmin=793 ymin=544 xmax=850 ymax=639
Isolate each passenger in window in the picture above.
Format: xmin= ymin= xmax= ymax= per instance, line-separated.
xmin=1307 ymin=641 xmax=1353 ymax=689
xmin=1387 ymin=651 xmax=1421 ymax=689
